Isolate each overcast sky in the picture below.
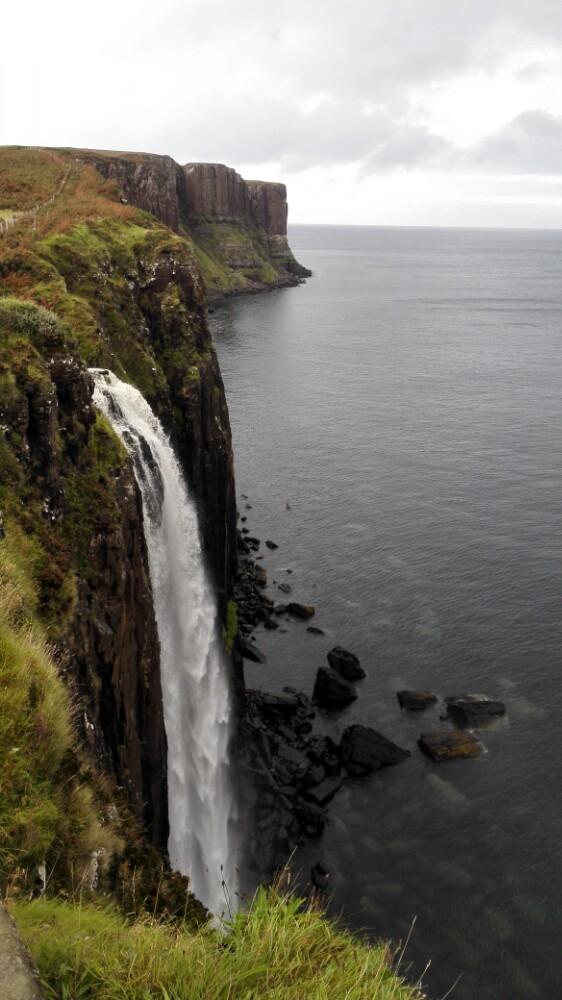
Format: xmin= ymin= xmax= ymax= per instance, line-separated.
xmin=4 ymin=0 xmax=562 ymax=227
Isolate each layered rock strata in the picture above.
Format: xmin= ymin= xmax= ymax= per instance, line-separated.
xmin=72 ymin=149 xmax=310 ymax=297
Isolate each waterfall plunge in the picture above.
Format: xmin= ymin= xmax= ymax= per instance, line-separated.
xmin=91 ymin=370 xmax=237 ymax=916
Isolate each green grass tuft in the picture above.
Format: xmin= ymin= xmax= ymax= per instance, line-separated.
xmin=13 ymin=886 xmax=425 ymax=999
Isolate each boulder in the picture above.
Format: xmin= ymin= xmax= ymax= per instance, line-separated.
xmin=265 ymin=540 xmax=279 ymax=549
xmin=305 ymin=776 xmax=342 ymax=806
xmin=327 ymin=646 xmax=366 ymax=681
xmin=397 ymin=690 xmax=438 ymax=711
xmin=418 ymin=730 xmax=484 ymax=761
xmin=310 ymin=863 xmax=330 ymax=890
xmin=285 ymin=602 xmax=315 ymax=619
xmin=445 ymin=695 xmax=506 ymax=727
xmin=312 ymin=667 xmax=357 ymax=709
xmin=307 ymin=626 xmax=325 ymax=635
xmin=262 ymin=693 xmax=299 ymax=711
xmin=341 ymin=724 xmax=410 ymax=775
xmin=239 ymin=638 xmax=267 ymax=664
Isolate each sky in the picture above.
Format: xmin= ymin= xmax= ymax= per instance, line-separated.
xmin=4 ymin=0 xmax=562 ymax=227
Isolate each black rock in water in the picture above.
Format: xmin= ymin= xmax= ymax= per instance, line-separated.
xmin=265 ymin=539 xmax=279 ymax=549
xmin=340 ymin=724 xmax=410 ymax=775
xmin=397 ymin=689 xmax=438 ymax=711
xmin=305 ymin=776 xmax=343 ymax=806
xmin=285 ymin=602 xmax=315 ymax=619
xmin=327 ymin=646 xmax=366 ymax=681
xmin=445 ymin=694 xmax=506 ymax=727
xmin=312 ymin=667 xmax=357 ymax=709
xmin=311 ymin=863 xmax=330 ymax=890
xmin=239 ymin=638 xmax=267 ymax=664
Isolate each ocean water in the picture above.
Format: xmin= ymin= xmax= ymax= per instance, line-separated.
xmin=209 ymin=225 xmax=562 ymax=1000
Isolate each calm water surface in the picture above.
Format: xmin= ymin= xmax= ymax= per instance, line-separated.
xmin=209 ymin=226 xmax=562 ymax=1000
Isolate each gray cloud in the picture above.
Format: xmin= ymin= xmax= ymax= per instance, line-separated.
xmin=468 ymin=110 xmax=562 ymax=172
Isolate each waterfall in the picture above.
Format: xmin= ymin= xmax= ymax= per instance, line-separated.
xmin=91 ymin=369 xmax=237 ymax=917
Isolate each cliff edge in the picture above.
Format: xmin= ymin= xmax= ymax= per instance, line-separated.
xmin=72 ymin=150 xmax=310 ymax=299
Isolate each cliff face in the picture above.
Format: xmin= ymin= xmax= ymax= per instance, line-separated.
xmin=76 ymin=149 xmax=183 ymax=232
xmin=0 ymin=326 xmax=167 ymax=843
xmin=183 ymin=165 xmax=288 ymax=236
xmin=0 ymin=149 xmax=239 ymax=845
xmin=72 ymin=149 xmax=310 ymax=298
xmin=184 ymin=163 xmax=251 ymax=224
xmin=246 ymin=181 xmax=288 ymax=235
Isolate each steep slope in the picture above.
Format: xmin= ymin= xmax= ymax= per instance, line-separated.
xmin=0 ymin=147 xmax=237 ymax=861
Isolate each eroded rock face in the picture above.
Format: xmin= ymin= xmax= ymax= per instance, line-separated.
xmin=68 ymin=462 xmax=168 ymax=846
xmin=246 ymin=181 xmax=288 ymax=235
xmin=184 ymin=163 xmax=251 ymax=224
xmin=76 ymin=150 xmax=183 ymax=232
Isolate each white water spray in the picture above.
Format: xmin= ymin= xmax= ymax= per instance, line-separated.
xmin=91 ymin=369 xmax=237 ymax=916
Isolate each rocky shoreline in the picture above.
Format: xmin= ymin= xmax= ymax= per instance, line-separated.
xmin=233 ymin=508 xmax=508 ymax=887
xmin=232 ymin=518 xmax=411 ymax=884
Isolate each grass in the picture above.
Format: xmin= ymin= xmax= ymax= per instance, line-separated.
xmin=184 ymin=220 xmax=286 ymax=297
xmin=223 ymin=599 xmax=238 ymax=652
xmin=12 ymin=886 xmax=425 ymax=999
xmin=0 ymin=535 xmax=122 ymax=891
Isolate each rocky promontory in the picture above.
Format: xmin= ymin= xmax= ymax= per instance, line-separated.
xmin=73 ymin=150 xmax=310 ymax=298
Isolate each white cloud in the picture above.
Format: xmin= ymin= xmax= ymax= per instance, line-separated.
xmin=4 ymin=0 xmax=562 ymax=224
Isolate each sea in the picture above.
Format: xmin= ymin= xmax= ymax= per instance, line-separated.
xmin=208 ymin=224 xmax=562 ymax=1000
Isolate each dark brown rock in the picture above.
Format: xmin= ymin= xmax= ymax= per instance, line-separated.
xmin=397 ymin=690 xmax=438 ymax=711
xmin=418 ymin=731 xmax=484 ymax=761
xmin=285 ymin=602 xmax=315 ymax=619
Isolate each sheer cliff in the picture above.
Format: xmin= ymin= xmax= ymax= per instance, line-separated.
xmin=0 ymin=147 xmax=238 ymax=862
xmin=73 ymin=150 xmax=311 ymax=298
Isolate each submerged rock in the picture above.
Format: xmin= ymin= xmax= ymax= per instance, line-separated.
xmin=285 ymin=602 xmax=315 ymax=619
xmin=327 ymin=646 xmax=366 ymax=681
xmin=397 ymin=690 xmax=438 ymax=711
xmin=418 ymin=730 xmax=484 ymax=761
xmin=312 ymin=667 xmax=357 ymax=709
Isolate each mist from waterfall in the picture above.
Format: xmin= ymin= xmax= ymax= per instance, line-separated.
xmin=91 ymin=369 xmax=237 ymax=917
